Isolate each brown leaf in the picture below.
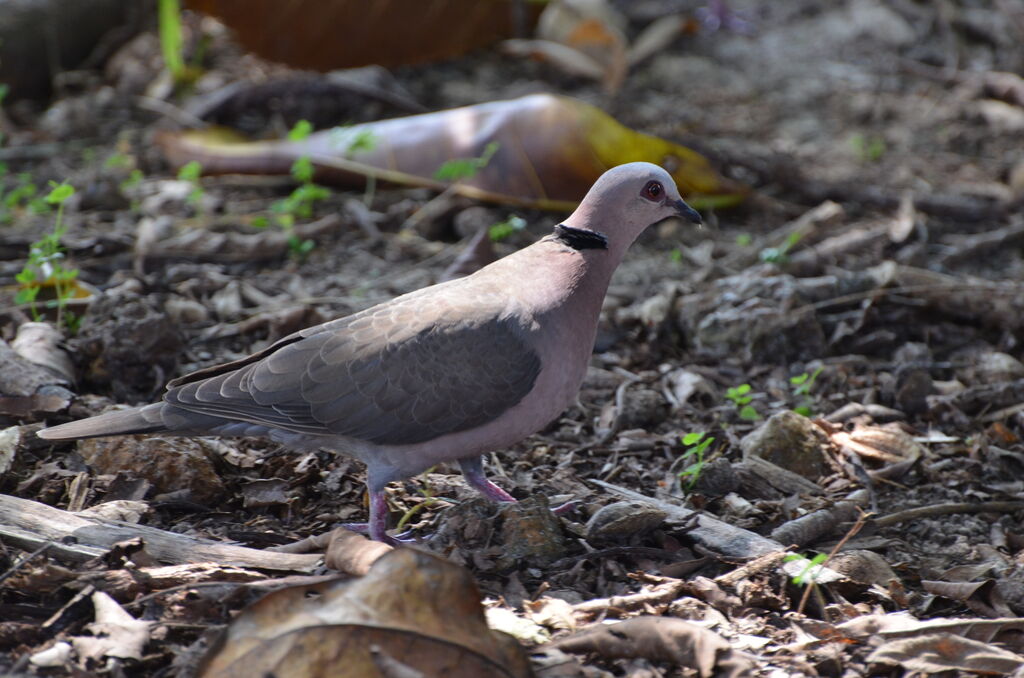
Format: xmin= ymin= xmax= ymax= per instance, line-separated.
xmin=867 ymin=633 xmax=1024 ymax=675
xmin=198 ymin=548 xmax=532 ymax=678
xmin=922 ymin=580 xmax=1016 ymax=619
xmin=322 ymin=528 xmax=393 ymax=577
xmin=156 ymin=94 xmax=745 ymax=211
xmin=188 ymin=0 xmax=542 ymax=70
xmin=546 ymin=616 xmax=755 ymax=678
xmin=831 ymin=425 xmax=924 ymax=464
xmin=71 ymin=592 xmax=153 ymax=662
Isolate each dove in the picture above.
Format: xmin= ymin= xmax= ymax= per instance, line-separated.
xmin=38 ymin=162 xmax=702 ymax=543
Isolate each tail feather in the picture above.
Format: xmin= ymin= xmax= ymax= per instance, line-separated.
xmin=37 ymin=404 xmax=168 ymax=441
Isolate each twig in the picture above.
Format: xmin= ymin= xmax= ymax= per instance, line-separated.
xmin=0 ymin=541 xmax=52 ymax=586
xmin=797 ymin=509 xmax=869 ymax=616
xmin=874 ymin=501 xmax=1024 ymax=528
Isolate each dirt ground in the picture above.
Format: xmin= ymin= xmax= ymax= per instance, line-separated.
xmin=2 ymin=0 xmax=1024 ymax=676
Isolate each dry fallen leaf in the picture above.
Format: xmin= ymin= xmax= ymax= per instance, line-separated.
xmin=71 ymin=592 xmax=153 ymax=663
xmin=867 ymin=632 xmax=1024 ymax=675
xmin=546 ymin=616 xmax=756 ymax=678
xmin=504 ymin=0 xmax=692 ymax=94
xmin=188 ymin=0 xmax=542 ymax=70
xmin=156 ymin=94 xmax=745 ymax=211
xmin=199 ymin=548 xmax=533 ymax=678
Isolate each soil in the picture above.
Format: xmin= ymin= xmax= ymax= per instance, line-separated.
xmin=1 ymin=1 xmax=1023 ymax=676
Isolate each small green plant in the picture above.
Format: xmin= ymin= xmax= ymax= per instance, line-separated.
xmin=759 ymin=231 xmax=802 ymax=264
xmin=669 ymin=247 xmax=683 ymax=263
xmin=434 ymin=142 xmax=499 ymax=182
xmin=488 ymin=215 xmax=526 ymax=242
xmin=784 ymin=552 xmax=829 ymax=586
xmin=15 ymin=181 xmax=79 ymax=329
xmin=104 ymin=152 xmax=131 ymax=170
xmin=177 ymin=160 xmax=204 ymax=211
xmin=265 ymin=120 xmax=332 ymax=258
xmin=158 ymin=0 xmax=185 ymax=83
xmin=735 ymin=233 xmax=753 ymax=247
xmin=287 ymin=119 xmax=311 ymax=142
xmin=326 ymin=125 xmax=378 ymax=204
xmin=327 ymin=126 xmax=378 ymax=158
xmin=725 ymin=383 xmax=760 ymax=421
xmin=849 ymin=133 xmax=886 ymax=163
xmin=395 ymin=468 xmax=442 ymax=533
xmin=677 ymin=432 xmax=714 ymax=489
xmin=121 ymin=168 xmax=144 ymax=193
xmin=790 ymin=366 xmax=824 ymax=417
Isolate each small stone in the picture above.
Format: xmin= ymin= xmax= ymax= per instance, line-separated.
xmin=498 ymin=494 xmax=569 ymax=567
xmin=78 ymin=435 xmax=224 ymax=503
xmin=586 ymin=501 xmax=667 ymax=541
xmin=972 ymin=352 xmax=1024 ymax=383
xmin=828 ymin=550 xmax=899 ymax=587
xmin=740 ymin=411 xmax=830 ymax=481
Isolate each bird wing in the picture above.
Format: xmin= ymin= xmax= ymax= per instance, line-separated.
xmin=164 ymin=293 xmax=542 ymax=446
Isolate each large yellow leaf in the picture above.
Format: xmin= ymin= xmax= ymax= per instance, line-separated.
xmin=157 ymin=93 xmax=746 ymax=210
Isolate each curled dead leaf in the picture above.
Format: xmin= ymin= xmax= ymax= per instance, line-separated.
xmin=867 ymin=632 xmax=1024 ymax=675
xmin=546 ymin=616 xmax=756 ymax=678
xmin=156 ymin=94 xmax=745 ymax=211
xmin=831 ymin=425 xmax=923 ymax=464
xmin=198 ymin=548 xmax=532 ymax=678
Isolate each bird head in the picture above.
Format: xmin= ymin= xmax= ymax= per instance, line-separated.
xmin=561 ymin=162 xmax=702 ymax=257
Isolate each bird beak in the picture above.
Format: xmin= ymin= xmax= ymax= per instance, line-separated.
xmin=673 ymin=198 xmax=702 ymax=225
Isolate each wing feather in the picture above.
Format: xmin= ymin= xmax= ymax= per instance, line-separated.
xmin=163 ymin=294 xmax=542 ymax=446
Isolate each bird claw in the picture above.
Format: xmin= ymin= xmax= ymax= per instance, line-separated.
xmin=338 ymin=522 xmax=417 ymax=545
xmin=550 ymin=499 xmax=580 ymax=516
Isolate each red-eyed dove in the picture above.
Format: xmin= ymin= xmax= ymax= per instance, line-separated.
xmin=39 ymin=162 xmax=702 ymax=543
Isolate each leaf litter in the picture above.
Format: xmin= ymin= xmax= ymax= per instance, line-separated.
xmin=1 ymin=0 xmax=1023 ymax=676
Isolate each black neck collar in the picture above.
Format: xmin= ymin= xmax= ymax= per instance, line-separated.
xmin=553 ymin=224 xmax=608 ymax=251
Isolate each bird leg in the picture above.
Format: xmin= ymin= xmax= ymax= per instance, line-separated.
xmin=459 ymin=456 xmax=517 ymax=502
xmin=345 ymin=458 xmax=578 ymax=544
xmin=340 ymin=486 xmax=413 ymax=546
xmin=459 ymin=455 xmax=578 ymax=515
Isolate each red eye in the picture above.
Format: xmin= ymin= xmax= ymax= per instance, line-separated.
xmin=642 ymin=181 xmax=663 ymax=201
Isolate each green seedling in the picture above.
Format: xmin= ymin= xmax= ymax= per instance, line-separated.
xmin=266 ymin=120 xmax=334 ymax=258
xmin=395 ymin=467 xmax=443 ymax=533
xmin=121 ymin=169 xmax=144 ymax=193
xmin=488 ymin=215 xmax=526 ymax=242
xmin=759 ymin=231 xmax=802 ymax=264
xmin=725 ymin=383 xmax=760 ymax=421
xmin=669 ymin=247 xmax=683 ymax=263
xmin=327 ymin=126 xmax=378 ymax=158
xmin=288 ymin=119 xmax=313 ymax=142
xmin=1 ymin=169 xmax=49 ymax=224
xmin=790 ymin=366 xmax=824 ymax=417
xmin=104 ymin=152 xmax=132 ymax=170
xmin=434 ymin=142 xmax=499 ymax=182
xmin=784 ymin=552 xmax=828 ymax=586
xmin=15 ymin=181 xmax=79 ymax=330
xmin=849 ymin=133 xmax=886 ymax=163
xmin=735 ymin=233 xmax=753 ymax=247
xmin=327 ymin=126 xmax=378 ymax=204
xmin=159 ymin=0 xmax=185 ymax=83
xmin=677 ymin=431 xmax=714 ymax=489
xmin=177 ymin=160 xmax=204 ymax=211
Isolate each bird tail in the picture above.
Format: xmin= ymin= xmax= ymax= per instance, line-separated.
xmin=37 ymin=404 xmax=168 ymax=441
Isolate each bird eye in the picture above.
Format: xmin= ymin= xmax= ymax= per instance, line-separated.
xmin=642 ymin=180 xmax=663 ymax=201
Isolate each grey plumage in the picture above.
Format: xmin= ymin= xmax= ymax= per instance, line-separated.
xmin=39 ymin=162 xmax=702 ymax=543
